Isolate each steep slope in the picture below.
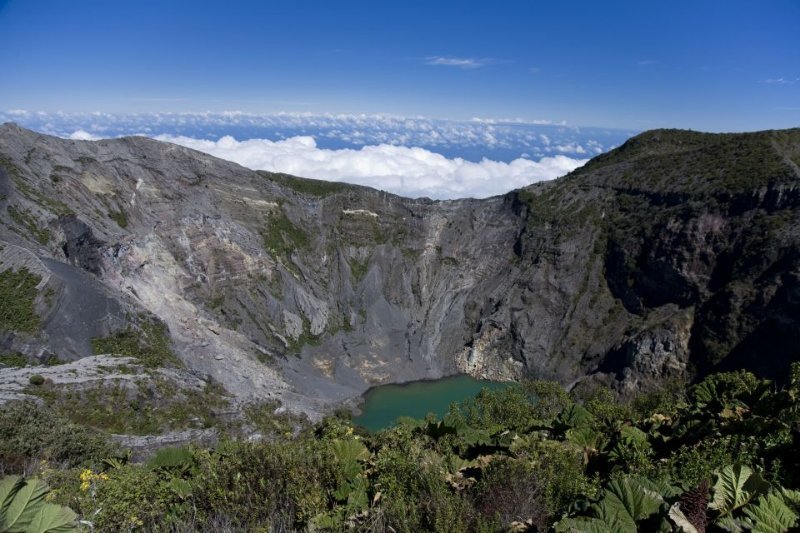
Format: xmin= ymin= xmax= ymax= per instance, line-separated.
xmin=1 ymin=124 xmax=799 ymax=416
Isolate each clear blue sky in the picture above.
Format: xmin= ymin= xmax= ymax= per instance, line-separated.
xmin=0 ymin=0 xmax=798 ymax=131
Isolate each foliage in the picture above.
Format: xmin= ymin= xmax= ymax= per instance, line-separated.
xmin=106 ymin=209 xmax=128 ymax=228
xmin=28 ymin=374 xmax=45 ymax=386
xmin=90 ymin=316 xmax=181 ymax=368
xmin=6 ymin=206 xmax=51 ymax=245
xmin=0 ymin=402 xmax=115 ymax=473
xmin=0 ymin=475 xmax=78 ymax=532
xmin=242 ymin=400 xmax=310 ymax=439
xmin=261 ymin=210 xmax=309 ymax=258
xmin=260 ymin=171 xmax=350 ymax=197
xmin=26 ymin=377 xmax=229 ymax=435
xmin=0 ymin=353 xmax=28 ymax=368
xmin=0 ymin=267 xmax=42 ymax=334
xmin=348 ymin=255 xmax=371 ymax=282
xmin=23 ymin=364 xmax=800 ymax=531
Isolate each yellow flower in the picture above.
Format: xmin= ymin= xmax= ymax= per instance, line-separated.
xmin=79 ymin=469 xmax=108 ymax=491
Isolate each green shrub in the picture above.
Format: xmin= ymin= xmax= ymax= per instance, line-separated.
xmin=0 ymin=402 xmax=115 ymax=472
xmin=0 ymin=267 xmax=42 ymax=333
xmin=80 ymin=464 xmax=184 ymax=531
xmin=7 ymin=205 xmax=51 ymax=245
xmin=0 ymin=352 xmax=28 ymax=368
xmin=107 ymin=209 xmax=128 ymax=228
xmin=25 ymin=368 xmax=800 ymax=532
xmin=90 ymin=316 xmax=181 ymax=368
xmin=28 ymin=374 xmax=45 ymax=386
xmin=261 ymin=211 xmax=309 ymax=258
xmin=190 ymin=439 xmax=335 ymax=530
xmin=26 ymin=378 xmax=229 ymax=435
xmin=447 ymin=385 xmax=540 ymax=432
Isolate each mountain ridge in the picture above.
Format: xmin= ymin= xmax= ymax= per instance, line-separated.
xmin=1 ymin=123 xmax=799 ymax=417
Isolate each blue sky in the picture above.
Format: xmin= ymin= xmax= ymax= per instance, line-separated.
xmin=1 ymin=0 xmax=798 ymax=131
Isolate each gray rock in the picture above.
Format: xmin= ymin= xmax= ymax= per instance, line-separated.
xmin=2 ymin=123 xmax=799 ymax=419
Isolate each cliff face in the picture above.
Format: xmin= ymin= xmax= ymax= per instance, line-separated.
xmin=1 ymin=124 xmax=799 ymax=415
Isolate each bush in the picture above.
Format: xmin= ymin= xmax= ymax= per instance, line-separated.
xmin=0 ymin=402 xmax=116 ymax=473
xmin=80 ymin=464 xmax=183 ymax=531
xmin=447 ymin=385 xmax=540 ymax=431
xmin=25 ymin=369 xmax=800 ymax=532
xmin=0 ymin=267 xmax=42 ymax=333
xmin=28 ymin=374 xmax=45 ymax=386
xmin=190 ymin=439 xmax=335 ymax=530
xmin=0 ymin=352 xmax=28 ymax=368
xmin=90 ymin=316 xmax=181 ymax=368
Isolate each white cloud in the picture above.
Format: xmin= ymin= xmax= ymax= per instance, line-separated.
xmin=6 ymin=111 xmax=633 ymax=160
xmin=68 ymin=130 xmax=101 ymax=140
xmin=425 ymin=56 xmax=491 ymax=69
xmin=761 ymin=77 xmax=798 ymax=85
xmin=156 ymin=134 xmax=587 ymax=199
xmin=554 ymin=143 xmax=587 ymax=154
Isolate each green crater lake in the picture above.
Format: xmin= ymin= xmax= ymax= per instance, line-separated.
xmin=353 ymin=375 xmax=510 ymax=432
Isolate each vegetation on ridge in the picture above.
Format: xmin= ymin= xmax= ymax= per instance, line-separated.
xmin=0 ymin=366 xmax=798 ymax=531
xmin=260 ymin=171 xmax=351 ymax=197
xmin=90 ymin=316 xmax=181 ymax=368
xmin=0 ymin=267 xmax=42 ymax=334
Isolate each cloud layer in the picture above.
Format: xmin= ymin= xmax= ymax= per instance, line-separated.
xmin=156 ymin=134 xmax=587 ymax=199
xmin=1 ymin=111 xmax=633 ymax=160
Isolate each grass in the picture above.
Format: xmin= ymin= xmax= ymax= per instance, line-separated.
xmin=243 ymin=400 xmax=309 ymax=439
xmin=0 ymin=401 xmax=116 ymax=470
xmin=0 ymin=267 xmax=42 ymax=333
xmin=267 ymin=271 xmax=284 ymax=300
xmin=7 ymin=205 xmax=51 ymax=245
xmin=261 ymin=211 xmax=309 ymax=257
xmin=261 ymin=171 xmax=350 ymax=197
xmin=348 ymin=256 xmax=370 ymax=282
xmin=13 ymin=178 xmax=73 ymax=216
xmin=25 ymin=377 xmax=230 ymax=435
xmin=0 ymin=156 xmax=20 ymax=178
xmin=91 ymin=317 xmax=182 ymax=368
xmin=574 ymin=129 xmax=798 ymax=194
xmin=0 ymin=352 xmax=28 ymax=367
xmin=107 ymin=209 xmax=128 ymax=229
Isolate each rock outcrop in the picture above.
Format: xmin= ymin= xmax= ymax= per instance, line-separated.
xmin=1 ymin=124 xmax=799 ymax=416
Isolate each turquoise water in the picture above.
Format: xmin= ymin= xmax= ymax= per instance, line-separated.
xmin=353 ymin=375 xmax=510 ymax=432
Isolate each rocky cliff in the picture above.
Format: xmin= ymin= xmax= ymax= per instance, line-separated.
xmin=1 ymin=123 xmax=798 ymax=416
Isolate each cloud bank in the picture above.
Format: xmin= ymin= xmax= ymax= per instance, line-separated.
xmin=2 ymin=110 xmax=633 ymax=161
xmin=155 ymin=134 xmax=587 ymax=199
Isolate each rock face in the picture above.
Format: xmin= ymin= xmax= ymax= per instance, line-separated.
xmin=1 ymin=124 xmax=799 ymax=416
